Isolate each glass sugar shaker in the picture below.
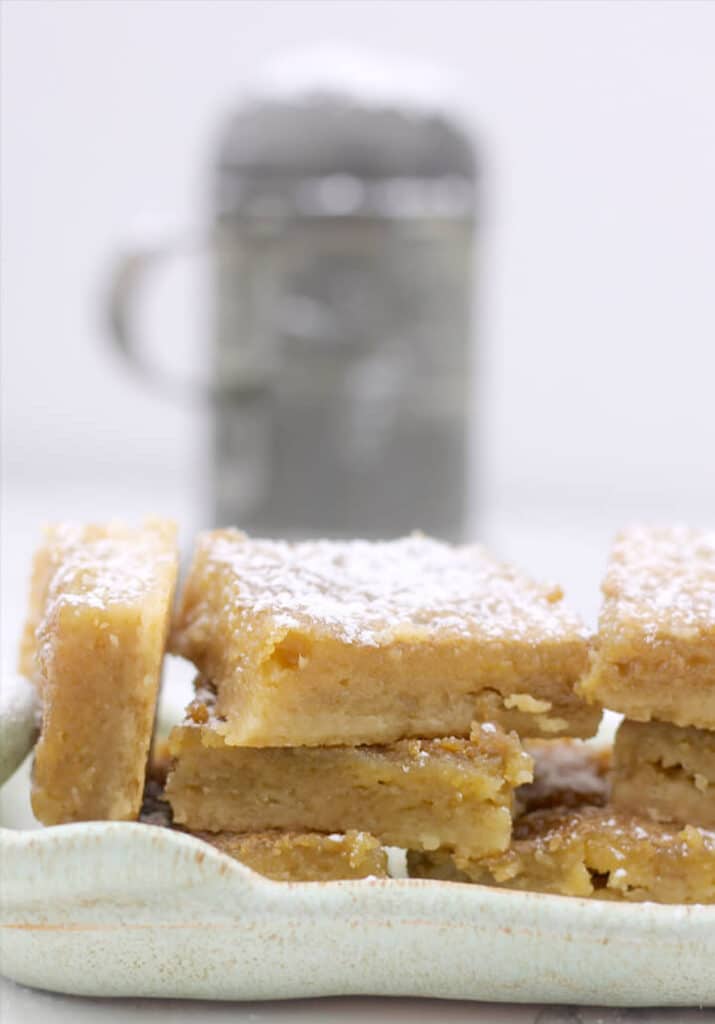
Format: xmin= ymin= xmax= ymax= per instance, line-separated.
xmin=109 ymin=53 xmax=479 ymax=540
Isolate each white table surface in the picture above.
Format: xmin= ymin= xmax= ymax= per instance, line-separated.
xmin=2 ymin=474 xmax=713 ymax=1022
xmin=1 ymin=981 xmax=713 ymax=1024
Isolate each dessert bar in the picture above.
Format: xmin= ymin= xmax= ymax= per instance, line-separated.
xmin=27 ymin=520 xmax=178 ymax=824
xmin=612 ymin=719 xmax=715 ymax=830
xmin=166 ymin=696 xmax=532 ymax=857
xmin=193 ymin=829 xmax=388 ymax=881
xmin=409 ymin=806 xmax=715 ymax=904
xmin=579 ymin=526 xmax=715 ymax=727
xmin=171 ymin=530 xmax=598 ymax=745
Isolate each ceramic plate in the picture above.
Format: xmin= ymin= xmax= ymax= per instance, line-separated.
xmin=1 ymin=678 xmax=713 ymax=1007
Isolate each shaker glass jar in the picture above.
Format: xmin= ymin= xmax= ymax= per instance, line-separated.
xmin=109 ymin=55 xmax=479 ymax=540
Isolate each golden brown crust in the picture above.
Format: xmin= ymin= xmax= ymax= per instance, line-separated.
xmin=409 ymin=806 xmax=715 ymax=903
xmin=193 ymin=829 xmax=388 ymax=881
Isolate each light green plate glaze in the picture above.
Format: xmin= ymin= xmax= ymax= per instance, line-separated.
xmin=1 ymin=676 xmax=713 ymax=1006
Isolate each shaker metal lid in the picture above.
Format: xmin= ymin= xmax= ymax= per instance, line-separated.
xmin=216 ymin=48 xmax=477 ymax=180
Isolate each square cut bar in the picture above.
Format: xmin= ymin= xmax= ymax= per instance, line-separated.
xmin=165 ymin=703 xmax=532 ymax=857
xmin=579 ymin=526 xmax=715 ymax=727
xmin=191 ymin=830 xmax=388 ymax=881
xmin=25 ymin=520 xmax=178 ymax=824
xmin=170 ymin=530 xmax=598 ymax=746
xmin=408 ymin=806 xmax=715 ymax=904
xmin=612 ymin=719 xmax=715 ymax=830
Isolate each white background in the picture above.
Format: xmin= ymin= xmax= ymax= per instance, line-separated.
xmin=2 ymin=2 xmax=715 ymax=1020
xmin=3 ymin=0 xmax=715 ymax=517
xmin=4 ymin=0 xmax=715 ymax=648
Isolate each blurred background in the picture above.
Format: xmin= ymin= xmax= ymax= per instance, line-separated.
xmin=2 ymin=0 xmax=715 ymax=667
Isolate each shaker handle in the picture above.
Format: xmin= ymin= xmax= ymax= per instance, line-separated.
xmin=105 ymin=232 xmax=268 ymax=403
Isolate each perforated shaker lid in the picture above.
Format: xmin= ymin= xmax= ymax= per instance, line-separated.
xmin=216 ymin=48 xmax=477 ymax=182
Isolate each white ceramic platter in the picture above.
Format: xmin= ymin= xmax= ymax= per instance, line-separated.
xmin=1 ymin=780 xmax=714 ymax=1005
xmin=1 ymin=679 xmax=714 ymax=1007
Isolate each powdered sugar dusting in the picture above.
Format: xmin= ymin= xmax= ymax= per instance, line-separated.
xmin=605 ymin=526 xmax=715 ymax=637
xmin=31 ymin=521 xmax=177 ymax=673
xmin=42 ymin=523 xmax=176 ymax=612
xmin=204 ymin=530 xmax=586 ymax=645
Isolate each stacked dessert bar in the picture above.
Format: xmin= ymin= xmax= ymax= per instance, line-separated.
xmin=588 ymin=527 xmax=715 ymax=827
xmin=19 ymin=521 xmax=715 ymax=900
xmin=163 ymin=529 xmax=595 ymax=879
xmin=22 ymin=520 xmax=178 ymax=825
xmin=412 ymin=526 xmax=715 ymax=901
